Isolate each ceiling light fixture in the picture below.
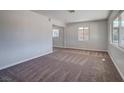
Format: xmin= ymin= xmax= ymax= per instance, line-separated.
xmin=68 ymin=10 xmax=75 ymax=13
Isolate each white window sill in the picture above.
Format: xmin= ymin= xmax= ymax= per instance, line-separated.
xmin=110 ymin=43 xmax=124 ymax=52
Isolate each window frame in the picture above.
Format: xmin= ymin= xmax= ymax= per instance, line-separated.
xmin=119 ymin=12 xmax=124 ymax=49
xmin=52 ymin=29 xmax=60 ymax=38
xmin=111 ymin=10 xmax=124 ymax=49
xmin=112 ymin=16 xmax=119 ymax=45
xmin=78 ymin=25 xmax=90 ymax=41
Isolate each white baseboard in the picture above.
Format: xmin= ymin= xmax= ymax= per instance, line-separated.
xmin=108 ymin=50 xmax=124 ymax=81
xmin=0 ymin=48 xmax=53 ymax=70
xmin=64 ymin=47 xmax=107 ymax=52
xmin=1 ymin=47 xmax=123 ymax=81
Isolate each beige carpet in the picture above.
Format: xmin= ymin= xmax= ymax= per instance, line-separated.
xmin=0 ymin=48 xmax=122 ymax=82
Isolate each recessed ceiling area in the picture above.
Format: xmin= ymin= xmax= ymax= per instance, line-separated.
xmin=34 ymin=10 xmax=110 ymax=23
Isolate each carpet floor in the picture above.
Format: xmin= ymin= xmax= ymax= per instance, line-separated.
xmin=0 ymin=48 xmax=122 ymax=82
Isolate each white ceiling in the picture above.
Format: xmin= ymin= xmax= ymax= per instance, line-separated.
xmin=34 ymin=10 xmax=110 ymax=23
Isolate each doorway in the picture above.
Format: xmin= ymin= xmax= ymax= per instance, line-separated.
xmin=52 ymin=25 xmax=64 ymax=50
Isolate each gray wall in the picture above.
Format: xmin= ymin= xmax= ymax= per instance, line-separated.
xmin=53 ymin=25 xmax=64 ymax=48
xmin=0 ymin=11 xmax=53 ymax=69
xmin=65 ymin=20 xmax=108 ymax=51
xmin=108 ymin=10 xmax=124 ymax=80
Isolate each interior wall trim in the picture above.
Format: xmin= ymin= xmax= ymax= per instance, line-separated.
xmin=0 ymin=49 xmax=53 ymax=70
xmin=63 ymin=47 xmax=108 ymax=52
xmin=108 ymin=50 xmax=124 ymax=81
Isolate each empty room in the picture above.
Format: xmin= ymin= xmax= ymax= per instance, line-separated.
xmin=0 ymin=10 xmax=124 ymax=82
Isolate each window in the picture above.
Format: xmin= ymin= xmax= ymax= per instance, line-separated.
xmin=112 ymin=17 xmax=119 ymax=44
xmin=119 ymin=12 xmax=124 ymax=48
xmin=78 ymin=27 xmax=84 ymax=41
xmin=52 ymin=29 xmax=59 ymax=38
xmin=78 ymin=26 xmax=89 ymax=41
xmin=83 ymin=27 xmax=89 ymax=40
xmin=111 ymin=11 xmax=124 ymax=49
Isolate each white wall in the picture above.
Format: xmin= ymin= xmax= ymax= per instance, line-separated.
xmin=32 ymin=10 xmax=66 ymax=27
xmin=50 ymin=18 xmax=66 ymax=27
xmin=64 ymin=20 xmax=108 ymax=51
xmin=108 ymin=10 xmax=124 ymax=80
xmin=0 ymin=10 xmax=53 ymax=70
